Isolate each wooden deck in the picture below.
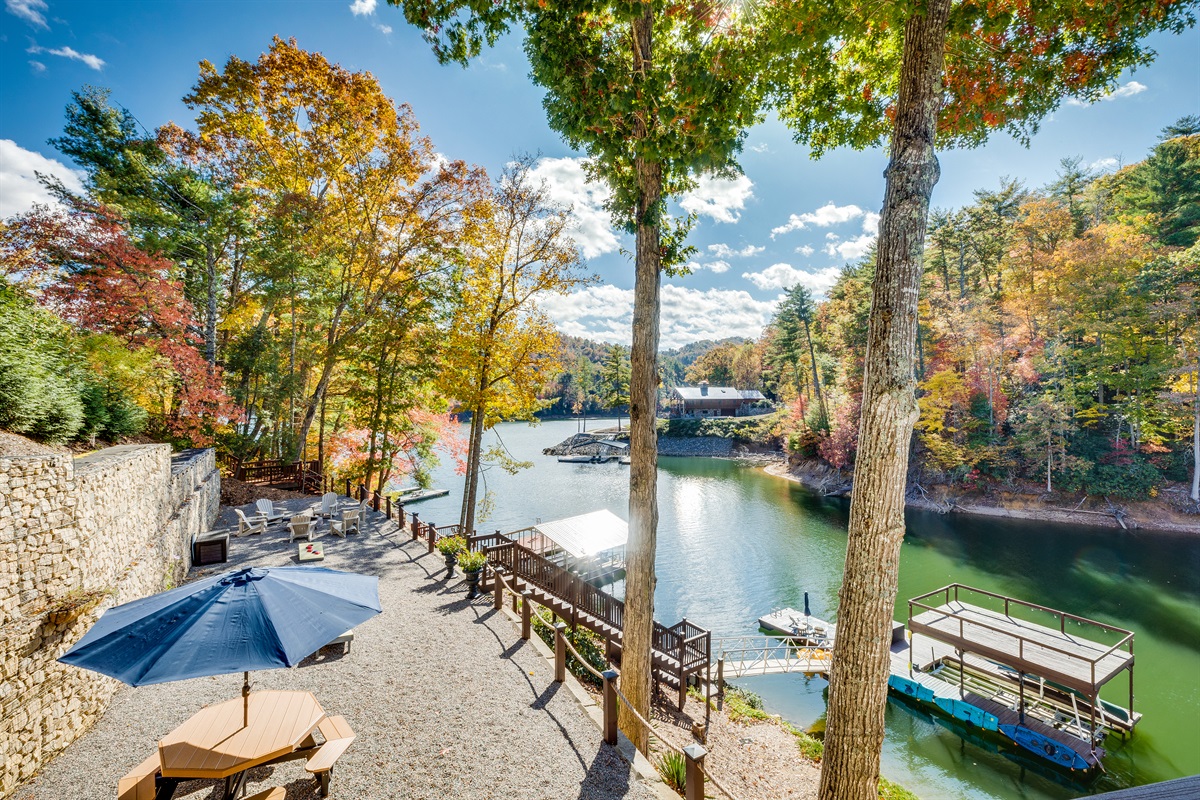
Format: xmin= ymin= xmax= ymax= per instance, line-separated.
xmin=909 ymin=597 xmax=1133 ymax=696
xmin=1089 ymin=776 xmax=1200 ymax=799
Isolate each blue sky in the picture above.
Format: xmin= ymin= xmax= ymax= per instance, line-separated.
xmin=2 ymin=0 xmax=1197 ymax=347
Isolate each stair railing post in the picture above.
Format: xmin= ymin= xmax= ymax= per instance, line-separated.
xmin=410 ymin=512 xmax=419 ymax=540
xmin=554 ymin=623 xmax=567 ymax=683
xmin=427 ymin=522 xmax=436 ymax=553
xmin=716 ymin=657 xmax=725 ymax=710
xmin=683 ymin=744 xmax=706 ymax=800
xmin=493 ymin=571 xmax=504 ymax=611
xmin=602 ymin=670 xmax=619 ymax=745
xmin=521 ymin=593 xmax=532 ymax=641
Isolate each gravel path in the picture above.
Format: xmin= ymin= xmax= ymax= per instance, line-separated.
xmin=16 ymin=499 xmax=661 ymax=800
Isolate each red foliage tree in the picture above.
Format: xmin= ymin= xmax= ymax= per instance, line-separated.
xmin=5 ymin=204 xmax=237 ymax=443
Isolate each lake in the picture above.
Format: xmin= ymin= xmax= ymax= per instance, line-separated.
xmin=411 ymin=419 xmax=1200 ymax=800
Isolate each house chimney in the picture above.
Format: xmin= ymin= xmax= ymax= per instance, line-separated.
xmin=700 ymin=380 xmax=708 ymax=396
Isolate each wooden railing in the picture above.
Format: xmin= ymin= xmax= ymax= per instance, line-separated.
xmin=231 ymin=458 xmax=323 ymax=492
xmin=464 ymin=535 xmax=709 ymax=679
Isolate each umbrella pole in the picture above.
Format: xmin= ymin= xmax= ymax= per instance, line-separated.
xmin=242 ymin=671 xmax=250 ymax=727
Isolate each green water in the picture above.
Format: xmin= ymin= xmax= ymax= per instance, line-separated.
xmin=416 ymin=420 xmax=1200 ymax=799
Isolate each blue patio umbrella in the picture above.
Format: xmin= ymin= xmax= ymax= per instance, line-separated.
xmin=59 ymin=566 xmax=381 ymax=723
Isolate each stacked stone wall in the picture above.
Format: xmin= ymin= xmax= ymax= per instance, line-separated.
xmin=0 ymin=445 xmax=218 ymax=797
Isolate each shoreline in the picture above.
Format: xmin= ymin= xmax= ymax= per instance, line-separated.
xmin=763 ymin=462 xmax=1200 ymax=536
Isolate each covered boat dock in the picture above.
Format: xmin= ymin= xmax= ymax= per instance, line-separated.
xmin=507 ymin=509 xmax=627 ymax=586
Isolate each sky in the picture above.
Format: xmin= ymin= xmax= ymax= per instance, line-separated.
xmin=2 ymin=0 xmax=1198 ymax=348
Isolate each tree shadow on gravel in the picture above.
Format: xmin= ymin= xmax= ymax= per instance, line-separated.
xmin=576 ymin=743 xmax=645 ymax=800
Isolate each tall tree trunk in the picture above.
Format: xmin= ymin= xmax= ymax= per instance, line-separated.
xmin=619 ymin=4 xmax=662 ymax=756
xmin=802 ymin=318 xmax=827 ymax=427
xmin=461 ymin=405 xmax=487 ymax=534
xmin=817 ymin=1 xmax=950 ymax=799
xmin=1192 ymin=357 xmax=1199 ymax=503
xmin=205 ymin=242 xmax=218 ymax=366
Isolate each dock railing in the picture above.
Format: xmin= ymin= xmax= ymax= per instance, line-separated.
xmin=909 ymin=583 xmax=1135 ymax=692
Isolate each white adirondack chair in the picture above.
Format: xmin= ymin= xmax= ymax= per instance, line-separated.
xmin=319 ymin=492 xmax=338 ymax=518
xmin=287 ymin=514 xmax=315 ymax=542
xmin=234 ymin=509 xmax=266 ymax=537
xmin=255 ymin=498 xmax=283 ymax=522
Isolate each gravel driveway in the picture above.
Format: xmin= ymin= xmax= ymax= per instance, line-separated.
xmin=15 ymin=499 xmax=660 ymax=800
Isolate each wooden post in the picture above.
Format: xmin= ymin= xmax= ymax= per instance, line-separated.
xmin=411 ymin=512 xmax=419 ymax=539
xmin=678 ymin=672 xmax=687 ymax=711
xmin=494 ymin=571 xmax=504 ymax=611
xmin=554 ymin=623 xmax=567 ymax=683
xmin=344 ymin=478 xmax=350 ymax=497
xmin=521 ymin=593 xmax=531 ymax=641
xmin=716 ymin=658 xmax=725 ymax=710
xmin=385 ymin=497 xmax=392 ymax=520
xmin=683 ymin=743 xmax=706 ymax=800
xmin=511 ymin=580 xmax=520 ymax=613
xmin=427 ymin=522 xmax=435 ymax=553
xmin=602 ymin=669 xmax=619 ymax=745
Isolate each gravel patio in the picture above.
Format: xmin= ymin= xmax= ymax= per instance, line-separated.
xmin=15 ymin=497 xmax=663 ymax=800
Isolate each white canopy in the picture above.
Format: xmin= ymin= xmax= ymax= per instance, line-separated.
xmin=529 ymin=510 xmax=628 ymax=560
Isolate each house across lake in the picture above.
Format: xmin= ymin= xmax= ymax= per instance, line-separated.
xmin=668 ymin=381 xmax=768 ymax=418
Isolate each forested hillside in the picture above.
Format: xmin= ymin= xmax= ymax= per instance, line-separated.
xmin=757 ymin=122 xmax=1199 ymax=504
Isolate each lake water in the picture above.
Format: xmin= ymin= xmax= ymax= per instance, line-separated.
xmin=411 ymin=420 xmax=1200 ymax=800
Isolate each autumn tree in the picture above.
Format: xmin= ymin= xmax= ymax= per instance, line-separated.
xmin=392 ymin=0 xmax=766 ymax=747
xmin=761 ymin=0 xmax=1198 ymax=796
xmin=184 ymin=37 xmax=480 ymax=460
xmin=438 ymin=158 xmax=588 ymax=533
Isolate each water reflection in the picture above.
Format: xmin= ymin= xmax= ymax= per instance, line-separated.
xmin=418 ymin=421 xmax=1200 ymax=800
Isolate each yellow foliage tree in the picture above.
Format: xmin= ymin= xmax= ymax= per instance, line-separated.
xmin=439 ymin=157 xmax=591 ymax=532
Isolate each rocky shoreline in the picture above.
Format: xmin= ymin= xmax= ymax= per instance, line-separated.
xmin=765 ymin=460 xmax=1200 ymax=535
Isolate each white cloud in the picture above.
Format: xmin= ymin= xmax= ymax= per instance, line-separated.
xmin=742 ymin=263 xmax=842 ymax=296
xmin=771 ymin=202 xmax=865 ymax=237
xmin=679 ymin=173 xmax=754 ymax=223
xmin=823 ymin=234 xmax=876 ymax=261
xmin=540 ymin=283 xmax=779 ymax=348
xmin=0 ymin=139 xmax=86 ymax=218
xmin=794 ymin=245 xmax=814 ymax=257
xmin=6 ymin=0 xmax=48 ymax=28
xmin=373 ymin=21 xmax=392 ymax=34
xmin=707 ymin=242 xmax=764 ymax=259
xmin=1067 ymin=80 xmax=1148 ymax=107
xmin=684 ymin=259 xmax=731 ymax=274
xmin=749 ymin=142 xmax=771 ymax=154
xmin=1089 ymin=156 xmax=1120 ymax=172
xmin=27 ymin=44 xmax=105 ymax=70
xmin=527 ymin=156 xmax=620 ymax=259
xmin=28 ymin=60 xmax=45 ymax=72
xmin=862 ymin=211 xmax=880 ymax=234
xmin=349 ymin=0 xmax=377 ymax=15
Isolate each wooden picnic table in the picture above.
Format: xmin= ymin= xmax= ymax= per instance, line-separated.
xmin=158 ymin=690 xmax=326 ymax=800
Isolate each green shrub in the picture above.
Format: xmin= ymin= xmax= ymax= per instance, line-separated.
xmin=724 ymin=684 xmax=771 ymax=723
xmin=1088 ymin=460 xmax=1163 ymax=500
xmin=457 ymin=549 xmax=487 ymax=572
xmin=0 ymin=286 xmax=84 ymax=443
xmin=435 ymin=534 xmax=466 ymax=556
xmin=656 ymin=750 xmax=686 ymax=794
xmin=80 ymin=379 xmax=147 ymax=441
xmin=530 ymin=606 xmax=608 ymax=686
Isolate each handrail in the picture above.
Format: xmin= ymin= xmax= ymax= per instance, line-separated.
xmin=912 ymin=584 xmax=1134 ymax=638
xmin=909 ymin=597 xmax=1125 ymax=672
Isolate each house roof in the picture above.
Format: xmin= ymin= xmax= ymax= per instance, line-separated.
xmin=525 ymin=510 xmax=628 ymax=560
xmin=671 ymin=386 xmax=766 ymax=402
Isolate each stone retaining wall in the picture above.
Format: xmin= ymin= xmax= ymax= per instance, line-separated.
xmin=0 ymin=445 xmax=218 ymax=797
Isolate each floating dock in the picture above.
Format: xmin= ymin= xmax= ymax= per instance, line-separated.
xmin=393 ymin=487 xmax=449 ymax=504
xmin=891 ymin=584 xmax=1139 ymax=773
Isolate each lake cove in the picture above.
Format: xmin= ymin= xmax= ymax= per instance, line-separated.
xmin=416 ymin=420 xmax=1200 ymax=800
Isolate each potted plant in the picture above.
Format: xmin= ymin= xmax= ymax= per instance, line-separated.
xmin=436 ymin=535 xmax=466 ymax=578
xmin=458 ymin=549 xmax=488 ymax=599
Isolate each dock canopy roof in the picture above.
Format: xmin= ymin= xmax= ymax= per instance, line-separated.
xmin=529 ymin=510 xmax=628 ymax=559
